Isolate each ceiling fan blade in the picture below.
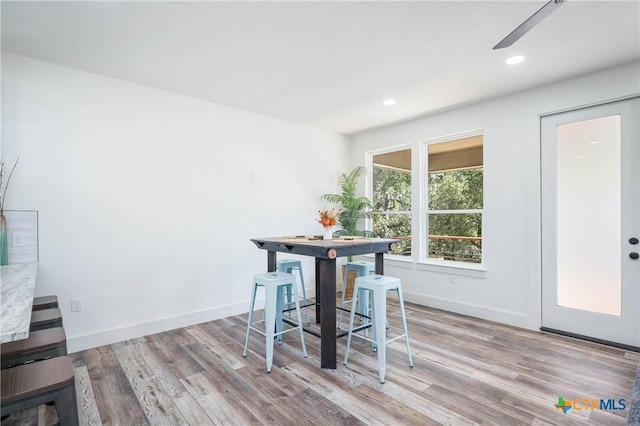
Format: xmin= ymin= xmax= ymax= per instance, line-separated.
xmin=493 ymin=0 xmax=566 ymax=50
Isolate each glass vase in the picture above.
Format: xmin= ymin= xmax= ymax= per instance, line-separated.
xmin=0 ymin=211 xmax=8 ymax=265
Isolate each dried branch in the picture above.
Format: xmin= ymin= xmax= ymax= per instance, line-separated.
xmin=0 ymin=157 xmax=20 ymax=212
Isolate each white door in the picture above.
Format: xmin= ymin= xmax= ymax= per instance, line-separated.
xmin=541 ymin=97 xmax=640 ymax=348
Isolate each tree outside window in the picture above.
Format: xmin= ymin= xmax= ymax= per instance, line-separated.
xmin=427 ymin=135 xmax=483 ymax=263
xmin=372 ymin=148 xmax=412 ymax=256
xmin=370 ymin=134 xmax=483 ymax=264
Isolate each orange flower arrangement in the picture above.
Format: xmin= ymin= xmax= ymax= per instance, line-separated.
xmin=317 ymin=208 xmax=341 ymax=228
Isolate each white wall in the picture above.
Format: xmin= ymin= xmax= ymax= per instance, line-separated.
xmin=4 ymin=52 xmax=638 ymax=350
xmin=1 ymin=52 xmax=350 ymax=352
xmin=351 ymin=61 xmax=640 ymax=330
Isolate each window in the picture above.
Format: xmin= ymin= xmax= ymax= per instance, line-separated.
xmin=372 ymin=148 xmax=412 ymax=256
xmin=427 ymin=134 xmax=483 ymax=263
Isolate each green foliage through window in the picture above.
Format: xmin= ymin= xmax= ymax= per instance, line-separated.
xmin=428 ymin=169 xmax=483 ymax=263
xmin=373 ymin=166 xmax=411 ymax=256
xmin=371 ymin=138 xmax=483 ymax=263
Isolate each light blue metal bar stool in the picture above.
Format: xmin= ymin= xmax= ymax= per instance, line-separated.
xmin=243 ymin=271 xmax=307 ymax=372
xmin=277 ymin=259 xmax=310 ymax=323
xmin=343 ymin=274 xmax=413 ymax=383
xmin=338 ymin=260 xmax=375 ymax=329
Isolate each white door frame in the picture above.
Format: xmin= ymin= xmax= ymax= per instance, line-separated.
xmin=540 ymin=96 xmax=640 ymax=349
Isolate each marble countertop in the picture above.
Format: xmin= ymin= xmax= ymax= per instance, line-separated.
xmin=1 ymin=262 xmax=38 ymax=343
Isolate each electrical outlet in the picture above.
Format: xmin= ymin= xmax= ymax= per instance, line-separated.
xmin=11 ymin=232 xmax=25 ymax=247
xmin=71 ymin=298 xmax=82 ymax=312
xmin=449 ymin=275 xmax=456 ymax=285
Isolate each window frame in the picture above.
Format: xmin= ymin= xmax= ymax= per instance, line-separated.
xmin=366 ymin=143 xmax=414 ymax=260
xmin=365 ymin=129 xmax=486 ymax=271
xmin=422 ymin=129 xmax=485 ymax=268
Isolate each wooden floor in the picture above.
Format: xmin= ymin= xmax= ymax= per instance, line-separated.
xmin=3 ymin=299 xmax=638 ymax=426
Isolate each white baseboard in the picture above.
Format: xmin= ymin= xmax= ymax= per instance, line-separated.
xmin=67 ymin=301 xmax=249 ymax=353
xmin=403 ymin=290 xmax=535 ymax=331
xmin=67 ymin=286 xmax=316 ymax=353
xmin=69 ymin=288 xmax=531 ymax=353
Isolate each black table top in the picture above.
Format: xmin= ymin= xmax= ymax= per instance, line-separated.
xmin=251 ymin=236 xmax=398 ymax=260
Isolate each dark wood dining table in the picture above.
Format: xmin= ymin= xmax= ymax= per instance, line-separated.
xmin=251 ymin=236 xmax=398 ymax=369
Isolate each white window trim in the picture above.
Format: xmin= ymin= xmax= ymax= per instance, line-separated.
xmin=416 ymin=259 xmax=487 ymax=276
xmin=422 ymin=129 xmax=484 ymax=267
xmin=428 ymin=209 xmax=483 ymax=214
xmin=365 ymin=129 xmax=486 ymax=271
xmin=420 ymin=128 xmax=484 ymax=146
xmin=366 ymin=143 xmax=413 ymax=259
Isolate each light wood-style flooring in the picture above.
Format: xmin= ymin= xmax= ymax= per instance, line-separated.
xmin=2 ymin=299 xmax=638 ymax=425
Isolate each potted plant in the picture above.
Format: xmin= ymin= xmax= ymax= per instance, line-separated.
xmin=321 ymin=166 xmax=373 ymax=237
xmin=321 ymin=166 xmax=374 ymax=300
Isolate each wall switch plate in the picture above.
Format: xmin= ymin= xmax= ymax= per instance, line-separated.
xmin=449 ymin=275 xmax=456 ymax=285
xmin=11 ymin=232 xmax=25 ymax=247
xmin=71 ymin=298 xmax=82 ymax=312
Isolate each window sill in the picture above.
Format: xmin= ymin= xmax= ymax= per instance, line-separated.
xmin=416 ymin=259 xmax=487 ymax=277
xmin=358 ymin=254 xmax=486 ymax=277
xmin=358 ymin=253 xmax=413 ymax=269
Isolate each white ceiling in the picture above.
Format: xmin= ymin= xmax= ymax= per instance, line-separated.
xmin=2 ymin=1 xmax=639 ymax=135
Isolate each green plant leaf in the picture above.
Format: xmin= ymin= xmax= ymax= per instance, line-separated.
xmin=321 ymin=166 xmax=373 ymax=237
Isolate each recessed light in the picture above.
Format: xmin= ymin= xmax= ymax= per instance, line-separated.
xmin=383 ymin=99 xmax=396 ymax=106
xmin=506 ymin=55 xmax=525 ymax=65
xmin=590 ymin=141 xmax=599 ymax=145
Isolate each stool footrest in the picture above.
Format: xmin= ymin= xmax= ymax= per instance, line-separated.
xmin=386 ymin=334 xmax=408 ymax=344
xmin=249 ymin=321 xmax=304 ymax=338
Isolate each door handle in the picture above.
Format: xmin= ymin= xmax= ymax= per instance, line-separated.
xmin=631 ymin=252 xmax=640 ymax=260
xmin=630 ymin=237 xmax=639 ymax=245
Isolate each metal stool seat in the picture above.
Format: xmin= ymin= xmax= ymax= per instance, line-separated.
xmin=277 ymin=259 xmax=310 ymax=323
xmin=1 ymin=327 xmax=68 ymax=369
xmin=1 ymin=356 xmax=79 ymax=425
xmin=338 ymin=261 xmax=375 ymax=329
xmin=343 ymin=274 xmax=413 ymax=383
xmin=30 ymin=308 xmax=63 ymax=332
xmin=243 ymin=272 xmax=307 ymax=372
xmin=32 ymin=295 xmax=59 ymax=311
